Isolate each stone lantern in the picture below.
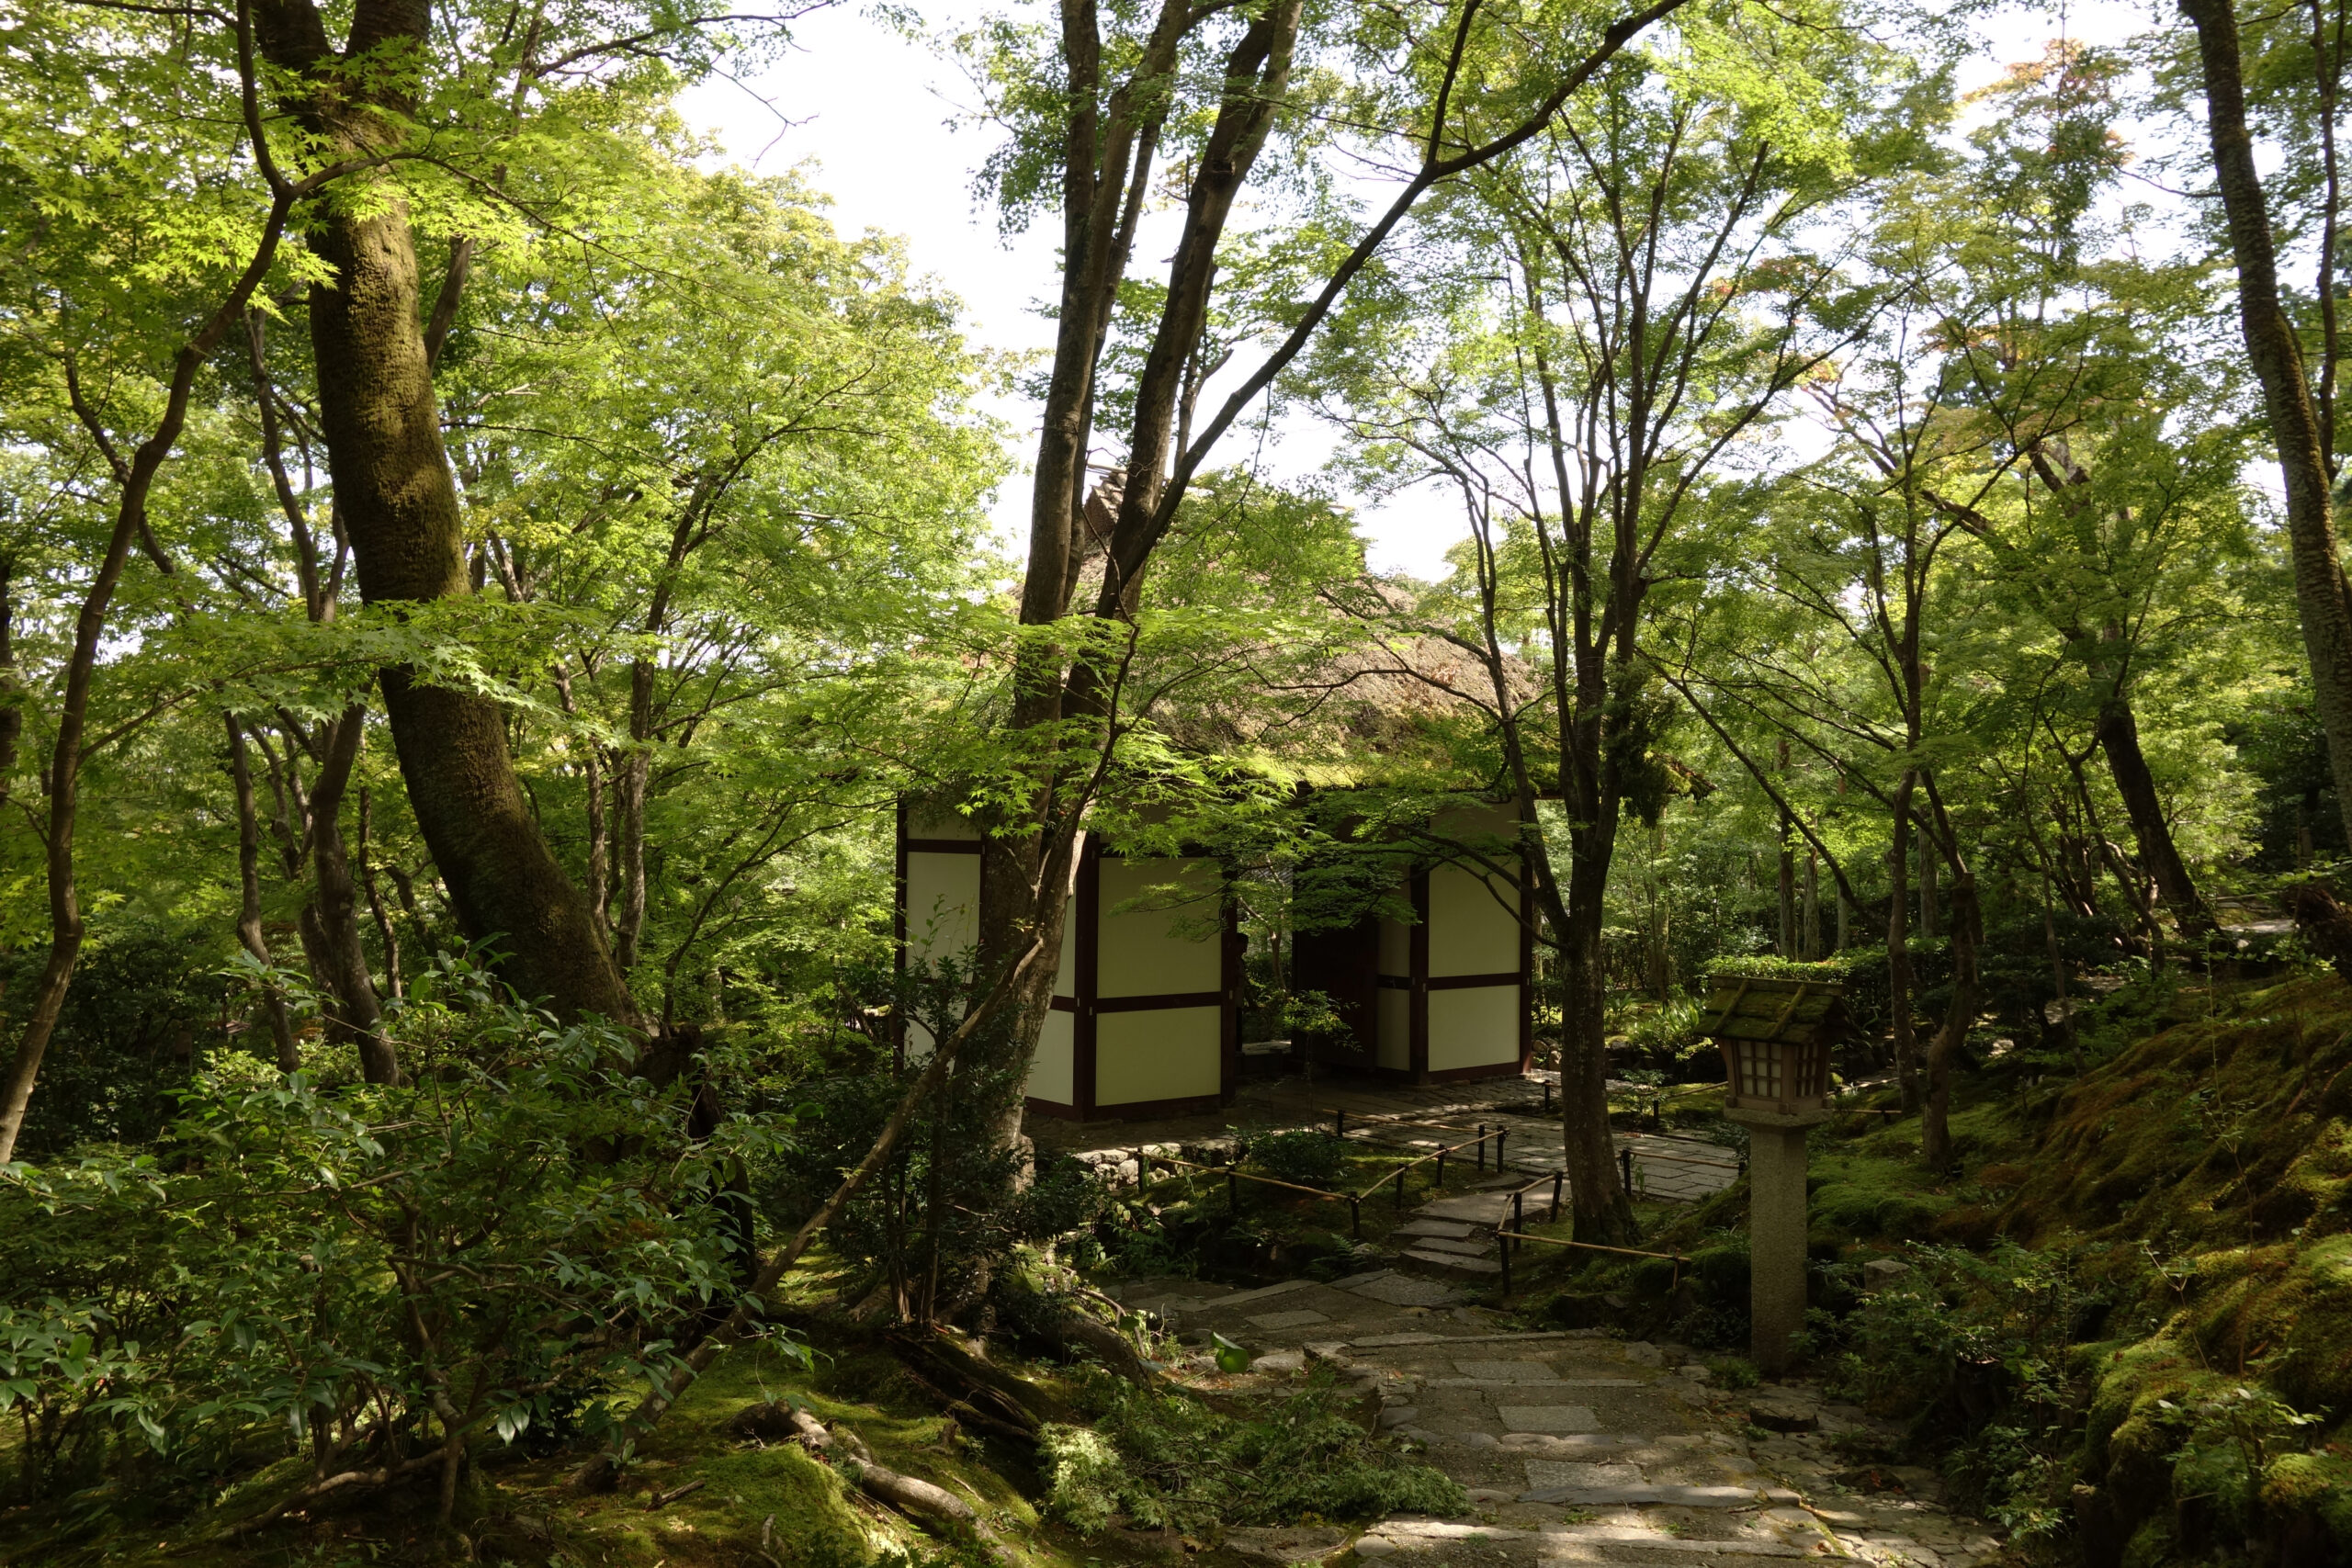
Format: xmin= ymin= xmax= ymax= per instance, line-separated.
xmin=1700 ymin=976 xmax=1854 ymax=1373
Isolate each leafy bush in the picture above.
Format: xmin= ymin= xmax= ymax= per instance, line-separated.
xmin=1238 ymin=1128 xmax=1349 ymax=1190
xmin=0 ymin=956 xmax=790 ymax=1519
xmin=1040 ymin=1371 xmax=1465 ymax=1533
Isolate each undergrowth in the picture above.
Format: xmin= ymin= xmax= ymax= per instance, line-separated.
xmin=1038 ymin=1368 xmax=1465 ymax=1535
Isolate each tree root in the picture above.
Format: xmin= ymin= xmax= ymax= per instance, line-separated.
xmin=755 ymin=1401 xmax=1019 ymax=1565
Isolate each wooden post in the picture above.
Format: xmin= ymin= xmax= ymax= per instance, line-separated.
xmin=1476 ymin=1124 xmax=1486 ymax=1172
xmin=1228 ymin=1168 xmax=1239 ymax=1214
xmin=1351 ymin=1195 xmax=1362 ymax=1239
xmin=1551 ymin=1172 xmax=1563 ymax=1221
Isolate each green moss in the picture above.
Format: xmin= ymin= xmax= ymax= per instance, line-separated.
xmin=2262 ymin=1451 xmax=2352 ymax=1549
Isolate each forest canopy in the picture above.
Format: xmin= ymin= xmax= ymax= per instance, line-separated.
xmin=2 ymin=0 xmax=2350 ymax=1561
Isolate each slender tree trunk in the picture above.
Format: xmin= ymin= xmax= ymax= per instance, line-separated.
xmin=615 ymin=660 xmax=653 ymax=972
xmin=1920 ymin=851 xmax=1982 ymax=1170
xmin=1558 ymin=823 xmax=1634 ymax=1240
xmin=1887 ymin=772 xmax=1922 ymax=1114
xmin=357 ymin=786 xmax=402 ymax=1001
xmin=0 ymin=508 xmax=143 ymax=1164
xmin=2184 ymin=0 xmax=2352 ymax=848
xmin=2096 ymin=694 xmax=2215 ymax=936
xmin=1802 ymin=847 xmax=1820 ymax=962
xmin=228 ymin=717 xmax=301 ymax=1072
xmin=307 ymin=707 xmax=396 ymax=1081
xmin=1777 ymin=817 xmax=1796 ymax=956
xmin=1917 ymin=821 xmax=1940 ymax=939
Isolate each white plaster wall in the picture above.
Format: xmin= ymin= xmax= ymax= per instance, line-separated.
xmin=1094 ymin=857 xmax=1221 ymax=997
xmin=1029 ymin=1009 xmax=1076 ymax=1106
xmin=1094 ymin=1007 xmax=1221 ymax=1105
xmin=1428 ymin=985 xmax=1521 ymax=1073
xmin=1428 ymin=862 xmax=1520 ymax=977
xmin=1376 ymin=987 xmax=1411 ymax=1070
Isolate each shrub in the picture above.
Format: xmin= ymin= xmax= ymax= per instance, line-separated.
xmin=1238 ymin=1128 xmax=1350 ymax=1190
xmin=0 ymin=956 xmax=792 ymax=1520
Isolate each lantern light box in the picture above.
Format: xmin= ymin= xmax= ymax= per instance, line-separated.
xmin=1702 ymin=976 xmax=1851 ymax=1116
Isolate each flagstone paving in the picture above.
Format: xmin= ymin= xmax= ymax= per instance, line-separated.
xmin=1113 ymin=1273 xmax=2002 ymax=1568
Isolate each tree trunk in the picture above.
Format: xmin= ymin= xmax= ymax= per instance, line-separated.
xmin=256 ymin=0 xmax=634 ymax=1025
xmin=228 ymin=717 xmax=301 ymax=1071
xmin=2184 ymin=0 xmax=2352 ymax=849
xmin=1917 ymin=822 xmax=1939 ymax=939
xmin=1557 ymin=824 xmax=1634 ymax=1241
xmin=306 ymin=707 xmax=396 ymax=1081
xmin=1801 ymin=847 xmax=1820 ymax=961
xmin=1886 ymin=773 xmax=1922 ymax=1114
xmin=2095 ymin=694 xmax=2216 ymax=937
xmin=1777 ymin=818 xmax=1796 ymax=956
xmin=356 ymin=786 xmax=403 ymax=1001
xmin=1919 ymin=856 xmax=1982 ymax=1170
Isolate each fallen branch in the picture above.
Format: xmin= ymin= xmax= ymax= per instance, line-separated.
xmin=646 ymin=1478 xmax=706 ymax=1509
xmin=569 ymin=933 xmax=1048 ymax=1493
xmin=760 ymin=1401 xmax=1018 ymax=1566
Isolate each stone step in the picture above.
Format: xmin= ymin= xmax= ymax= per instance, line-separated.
xmin=1354 ymin=1521 xmax=1812 ymax=1562
xmin=1394 ymin=1217 xmax=1479 ymax=1240
xmin=1410 ymin=1235 xmax=1496 ymax=1258
xmin=1401 ymin=1247 xmax=1504 ymax=1280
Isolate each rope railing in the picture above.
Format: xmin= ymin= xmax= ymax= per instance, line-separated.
xmin=1137 ymin=1122 xmax=1517 ymax=1240
xmin=1491 ymin=1228 xmax=1693 ymax=1294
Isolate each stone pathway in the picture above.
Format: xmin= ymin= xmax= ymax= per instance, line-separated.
xmin=1111 ymin=1276 xmax=2000 ymax=1568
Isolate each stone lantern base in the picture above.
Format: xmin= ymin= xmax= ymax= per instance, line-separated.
xmin=1726 ymin=1104 xmax=1830 ymax=1374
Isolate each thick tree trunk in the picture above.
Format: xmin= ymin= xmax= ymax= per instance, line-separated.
xmin=2096 ymin=695 xmax=2216 ymax=937
xmin=251 ymin=0 xmax=633 ymax=1025
xmin=2184 ymin=0 xmax=2352 ymax=849
xmin=302 ymin=199 xmax=633 ymax=1023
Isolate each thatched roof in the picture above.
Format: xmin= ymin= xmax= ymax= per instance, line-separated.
xmin=1698 ymin=976 xmax=1855 ymax=1047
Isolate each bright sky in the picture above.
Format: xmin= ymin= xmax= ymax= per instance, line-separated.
xmin=673 ymin=0 xmax=2167 ymax=581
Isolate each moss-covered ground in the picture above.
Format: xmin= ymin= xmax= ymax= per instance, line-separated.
xmin=1498 ymin=969 xmax=2352 ymax=1564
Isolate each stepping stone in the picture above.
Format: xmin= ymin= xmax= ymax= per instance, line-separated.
xmin=1343 ymin=1273 xmax=1464 ymax=1307
xmin=1434 ymin=1377 xmax=1642 ymax=1389
xmin=1223 ymin=1526 xmax=1354 ymax=1565
xmin=1522 ymin=1483 xmax=1775 ymax=1507
xmin=1247 ymin=1309 xmax=1330 ymax=1330
xmin=1455 ymin=1359 xmax=1563 ymax=1382
xmin=1412 ymin=1235 xmax=1493 ymax=1258
xmin=1526 ymin=1461 xmax=1645 ymax=1489
xmin=1499 ymin=1404 xmax=1600 ymax=1432
xmin=1352 ymin=1332 xmax=1449 ymax=1348
xmin=1395 ymin=1218 xmax=1478 ymax=1239
xmin=1537 ymin=1529 xmax=1807 ymax=1558
xmin=1199 ymin=1279 xmax=1318 ymax=1311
